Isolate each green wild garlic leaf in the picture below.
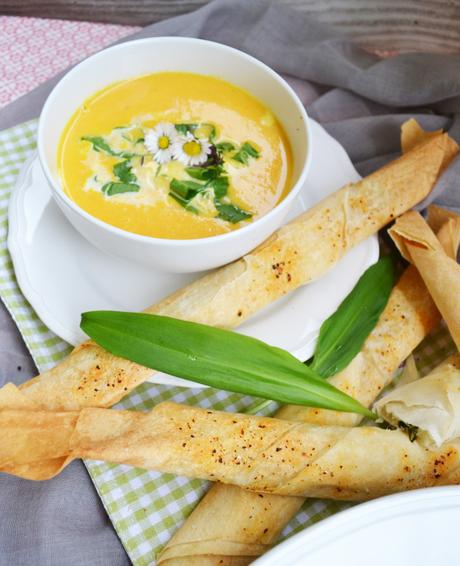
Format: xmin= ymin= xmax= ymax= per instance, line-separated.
xmin=80 ymin=311 xmax=375 ymax=418
xmin=309 ymin=256 xmax=394 ymax=378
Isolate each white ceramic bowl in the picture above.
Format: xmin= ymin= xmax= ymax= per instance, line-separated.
xmin=38 ymin=37 xmax=311 ymax=272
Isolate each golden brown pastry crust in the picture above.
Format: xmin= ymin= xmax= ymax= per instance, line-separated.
xmin=389 ymin=211 xmax=460 ymax=350
xmin=2 ymin=399 xmax=460 ymax=502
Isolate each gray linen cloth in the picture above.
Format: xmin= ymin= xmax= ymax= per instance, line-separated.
xmin=1 ymin=0 xmax=460 ymax=564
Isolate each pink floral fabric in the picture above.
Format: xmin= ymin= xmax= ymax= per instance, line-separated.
xmin=0 ymin=16 xmax=139 ymax=107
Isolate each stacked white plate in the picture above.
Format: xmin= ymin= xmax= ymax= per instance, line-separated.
xmin=255 ymin=487 xmax=460 ymax=566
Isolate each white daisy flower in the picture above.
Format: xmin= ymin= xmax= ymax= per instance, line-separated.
xmin=145 ymin=122 xmax=177 ymax=164
xmin=173 ymin=132 xmax=212 ymax=166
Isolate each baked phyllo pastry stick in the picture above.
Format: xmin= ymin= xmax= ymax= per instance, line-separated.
xmin=3 ymin=385 xmax=460 ymax=501
xmin=18 ymin=130 xmax=456 ymax=412
xmin=157 ymin=209 xmax=460 ymax=566
xmin=389 ymin=209 xmax=460 ymax=351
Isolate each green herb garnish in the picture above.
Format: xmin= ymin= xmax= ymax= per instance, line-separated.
xmin=82 ymin=136 xmax=118 ymax=155
xmin=208 ymin=176 xmax=229 ymax=199
xmin=232 ymin=142 xmax=260 ymax=165
xmin=85 ymin=122 xmax=257 ymax=224
xmin=208 ymin=124 xmax=217 ymax=142
xmin=169 ymin=192 xmax=198 ymax=213
xmin=215 ymin=141 xmax=236 ymax=153
xmin=308 ymin=257 xmax=394 ymax=378
xmin=81 ymin=311 xmax=375 ymax=418
xmin=215 ymin=201 xmax=252 ymax=223
xmin=170 ymin=175 xmax=235 ymax=214
xmin=168 ymin=179 xmax=205 ymax=212
xmin=185 ymin=166 xmax=224 ymax=181
xmin=169 ymin=179 xmax=204 ymax=199
xmin=169 ymin=193 xmax=198 ymax=213
xmin=113 ymin=160 xmax=137 ymax=184
xmin=82 ymin=136 xmax=133 ymax=158
xmin=175 ymin=123 xmax=198 ymax=135
xmin=198 ymin=123 xmax=217 ymax=142
xmin=100 ymin=159 xmax=140 ymax=196
xmin=101 ymin=182 xmax=140 ymax=196
xmin=176 ymin=164 xmax=250 ymax=219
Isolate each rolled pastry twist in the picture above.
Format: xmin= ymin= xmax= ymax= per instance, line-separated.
xmin=2 ymin=398 xmax=460 ymax=502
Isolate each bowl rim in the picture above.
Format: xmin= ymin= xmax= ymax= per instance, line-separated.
xmin=38 ymin=36 xmax=312 ymax=247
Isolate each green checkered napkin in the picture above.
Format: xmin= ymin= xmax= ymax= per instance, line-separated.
xmin=0 ymin=120 xmax=456 ymax=565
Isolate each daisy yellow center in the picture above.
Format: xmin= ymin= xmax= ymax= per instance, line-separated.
xmin=183 ymin=140 xmax=201 ymax=156
xmin=158 ymin=135 xmax=170 ymax=149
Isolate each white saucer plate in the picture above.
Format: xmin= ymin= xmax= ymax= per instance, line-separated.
xmin=254 ymin=486 xmax=460 ymax=566
xmin=8 ymin=120 xmax=378 ymax=387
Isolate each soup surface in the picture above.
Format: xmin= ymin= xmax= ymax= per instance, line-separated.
xmin=58 ymin=72 xmax=293 ymax=239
